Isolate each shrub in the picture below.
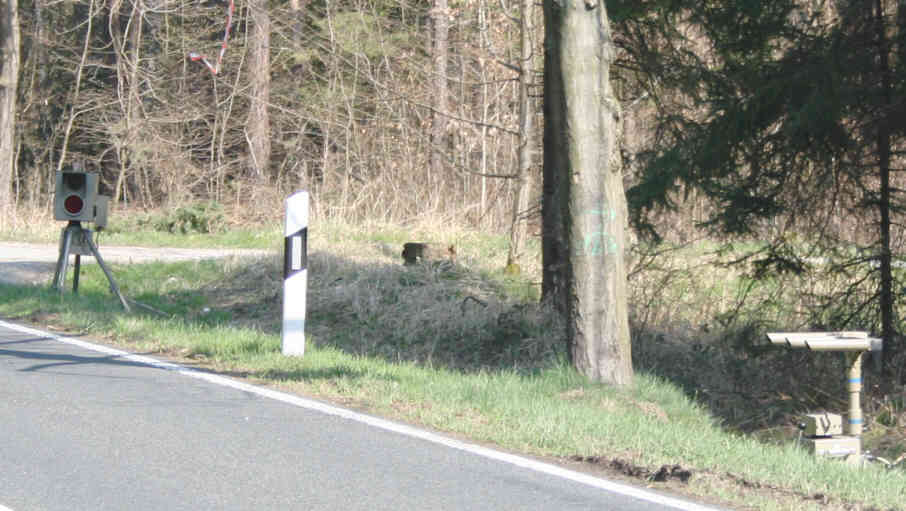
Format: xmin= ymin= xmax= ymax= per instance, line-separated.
xmin=147 ymin=202 xmax=226 ymax=234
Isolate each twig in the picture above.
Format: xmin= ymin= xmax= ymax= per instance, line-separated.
xmin=461 ymin=296 xmax=488 ymax=315
xmin=126 ymin=298 xmax=171 ymax=317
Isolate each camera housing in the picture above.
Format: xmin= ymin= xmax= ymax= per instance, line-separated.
xmin=53 ymin=170 xmax=111 ymax=229
xmin=54 ymin=171 xmax=99 ymax=223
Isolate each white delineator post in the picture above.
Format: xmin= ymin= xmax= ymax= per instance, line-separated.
xmin=282 ymin=191 xmax=309 ymax=356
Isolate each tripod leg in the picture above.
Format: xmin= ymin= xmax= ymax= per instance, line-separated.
xmin=52 ymin=226 xmax=74 ymax=291
xmin=73 ymin=254 xmax=81 ymax=294
xmin=85 ymin=235 xmax=131 ymax=312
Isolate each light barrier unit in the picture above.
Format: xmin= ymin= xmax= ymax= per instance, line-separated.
xmin=766 ymin=331 xmax=882 ymax=463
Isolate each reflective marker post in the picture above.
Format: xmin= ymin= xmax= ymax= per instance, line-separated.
xmin=282 ymin=191 xmax=309 ymax=356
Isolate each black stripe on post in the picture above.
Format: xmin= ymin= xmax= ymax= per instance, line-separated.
xmin=284 ymin=227 xmax=308 ymax=279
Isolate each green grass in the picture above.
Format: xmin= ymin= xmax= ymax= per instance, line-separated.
xmin=0 ymin=204 xmax=283 ymax=249
xmin=2 ymin=217 xmax=905 ymax=510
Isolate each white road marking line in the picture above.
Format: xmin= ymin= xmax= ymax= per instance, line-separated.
xmin=0 ymin=319 xmax=723 ymax=511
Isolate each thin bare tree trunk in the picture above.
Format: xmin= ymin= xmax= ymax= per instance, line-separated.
xmin=21 ymin=0 xmax=46 ymax=204
xmin=478 ymin=0 xmax=489 ymax=221
xmin=507 ymin=0 xmax=535 ymax=267
xmin=247 ymin=0 xmax=271 ymax=179
xmin=110 ymin=0 xmax=144 ymax=205
xmin=58 ymin=0 xmax=95 ymax=173
xmin=875 ymin=0 xmax=897 ymax=378
xmin=289 ymin=0 xmax=306 ymax=48
xmin=430 ymin=0 xmax=449 ymax=183
xmin=0 ymin=0 xmax=19 ymax=222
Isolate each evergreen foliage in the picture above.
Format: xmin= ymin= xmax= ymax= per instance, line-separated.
xmin=621 ymin=0 xmax=906 ymax=377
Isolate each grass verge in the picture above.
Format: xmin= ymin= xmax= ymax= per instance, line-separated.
xmin=1 ymin=217 xmax=905 ymax=510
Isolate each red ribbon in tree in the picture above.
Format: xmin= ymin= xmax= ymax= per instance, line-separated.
xmin=188 ymin=0 xmax=235 ymax=75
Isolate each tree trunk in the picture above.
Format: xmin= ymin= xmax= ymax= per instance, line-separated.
xmin=58 ymin=0 xmax=95 ymax=173
xmin=430 ymin=0 xmax=449 ymax=181
xmin=0 ymin=0 xmax=20 ymax=222
xmin=507 ymin=0 xmax=535 ymax=267
xmin=110 ymin=0 xmax=144 ymax=206
xmin=23 ymin=0 xmax=47 ymax=204
xmin=247 ymin=0 xmax=271 ymax=179
xmin=874 ymin=0 xmax=897 ymax=378
xmin=542 ymin=0 xmax=632 ymax=385
xmin=289 ymin=0 xmax=307 ymax=49
xmin=541 ymin=0 xmax=565 ymax=309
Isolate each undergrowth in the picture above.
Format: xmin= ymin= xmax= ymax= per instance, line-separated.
xmin=627 ymin=242 xmax=906 ymax=463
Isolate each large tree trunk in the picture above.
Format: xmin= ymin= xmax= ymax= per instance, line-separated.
xmin=0 ymin=0 xmax=19 ymax=222
xmin=542 ymin=0 xmax=632 ymax=385
xmin=247 ymin=0 xmax=271 ymax=179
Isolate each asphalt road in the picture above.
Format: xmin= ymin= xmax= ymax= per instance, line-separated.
xmin=0 ymin=320 xmax=723 ymax=511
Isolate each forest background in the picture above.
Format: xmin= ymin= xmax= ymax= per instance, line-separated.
xmin=1 ymin=1 xmax=906 ymax=400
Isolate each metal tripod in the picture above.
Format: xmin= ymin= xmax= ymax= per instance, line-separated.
xmin=52 ymin=221 xmax=130 ymax=312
